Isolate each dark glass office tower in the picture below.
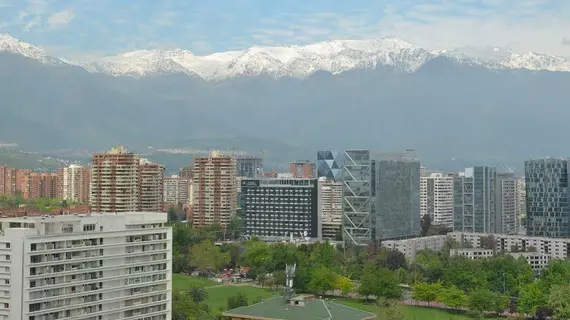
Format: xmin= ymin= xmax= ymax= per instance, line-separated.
xmin=525 ymin=159 xmax=570 ymax=238
xmin=453 ymin=166 xmax=496 ymax=234
xmin=342 ymin=149 xmax=420 ymax=245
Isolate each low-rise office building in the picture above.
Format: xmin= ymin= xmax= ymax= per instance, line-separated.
xmin=0 ymin=212 xmax=172 ymax=320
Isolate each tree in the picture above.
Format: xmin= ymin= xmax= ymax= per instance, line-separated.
xmin=227 ymin=292 xmax=249 ymax=310
xmin=334 ymin=276 xmax=355 ymax=295
xmin=308 ymin=266 xmax=338 ymax=295
xmin=168 ymin=207 xmax=179 ymax=223
xmin=359 ymin=264 xmax=402 ymax=300
xmin=547 ymin=284 xmax=570 ymax=319
xmin=468 ymin=288 xmax=503 ymax=318
xmin=420 ymin=214 xmax=432 ymax=237
xmin=479 ymin=235 xmax=495 ymax=250
xmin=411 ymin=281 xmax=443 ymax=306
xmin=518 ymin=282 xmax=548 ymax=316
xmin=375 ymin=249 xmax=407 ymax=271
xmin=187 ymin=285 xmax=209 ymax=304
xmin=189 ymin=240 xmax=230 ymax=273
xmin=441 ymin=286 xmax=467 ymax=311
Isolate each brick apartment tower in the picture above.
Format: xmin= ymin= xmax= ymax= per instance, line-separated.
xmin=90 ymin=146 xmax=140 ymax=212
xmin=290 ymin=160 xmax=316 ymax=178
xmin=138 ymin=159 xmax=165 ymax=212
xmin=0 ymin=165 xmax=16 ymax=196
xmin=192 ymin=151 xmax=236 ymax=230
xmin=58 ymin=164 xmax=91 ymax=204
xmin=39 ymin=173 xmax=58 ymax=199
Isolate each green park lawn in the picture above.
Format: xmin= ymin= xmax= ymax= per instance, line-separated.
xmin=173 ymin=274 xmax=498 ymax=319
xmin=173 ymin=274 xmax=274 ymax=314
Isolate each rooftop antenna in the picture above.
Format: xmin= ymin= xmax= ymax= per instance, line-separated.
xmin=284 ymin=263 xmax=296 ymax=301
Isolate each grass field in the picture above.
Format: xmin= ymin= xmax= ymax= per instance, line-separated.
xmin=173 ymin=274 xmax=274 ymax=314
xmin=172 ymin=273 xmax=218 ymax=293
xmin=173 ymin=275 xmax=497 ymax=319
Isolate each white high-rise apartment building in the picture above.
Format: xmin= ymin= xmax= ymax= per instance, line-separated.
xmin=59 ymin=164 xmax=91 ymax=204
xmin=0 ymin=212 xmax=172 ymax=320
xmin=163 ymin=176 xmax=189 ymax=205
xmin=317 ymin=178 xmax=343 ymax=240
xmin=420 ymin=172 xmax=454 ymax=229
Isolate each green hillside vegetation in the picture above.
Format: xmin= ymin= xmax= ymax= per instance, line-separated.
xmin=0 ymin=148 xmax=64 ymax=170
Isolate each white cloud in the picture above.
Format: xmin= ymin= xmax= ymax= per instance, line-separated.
xmin=23 ymin=15 xmax=41 ymax=32
xmin=248 ymin=1 xmax=570 ymax=57
xmin=47 ymin=9 xmax=74 ymax=28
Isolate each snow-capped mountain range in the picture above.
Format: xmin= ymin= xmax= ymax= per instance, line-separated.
xmin=2 ymin=33 xmax=570 ymax=80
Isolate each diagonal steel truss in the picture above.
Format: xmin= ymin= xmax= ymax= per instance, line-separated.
xmin=342 ymin=150 xmax=372 ymax=245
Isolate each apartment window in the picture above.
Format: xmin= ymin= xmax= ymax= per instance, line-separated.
xmin=4 ymin=244 xmax=9 ymax=249
xmin=3 ymin=303 xmax=7 ymax=309
xmin=4 ymin=255 xmax=9 ymax=261
xmin=4 ymin=280 xmax=8 ymax=285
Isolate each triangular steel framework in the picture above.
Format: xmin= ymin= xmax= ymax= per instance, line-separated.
xmin=342 ymin=149 xmax=372 ymax=245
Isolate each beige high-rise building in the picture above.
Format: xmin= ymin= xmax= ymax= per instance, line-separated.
xmin=139 ymin=159 xmax=165 ymax=212
xmin=163 ymin=175 xmax=189 ymax=205
xmin=90 ymin=146 xmax=140 ymax=212
xmin=192 ymin=151 xmax=236 ymax=230
xmin=317 ymin=177 xmax=343 ymax=240
xmin=58 ymin=164 xmax=91 ymax=204
xmin=420 ymin=172 xmax=454 ymax=229
xmin=0 ymin=165 xmax=16 ymax=196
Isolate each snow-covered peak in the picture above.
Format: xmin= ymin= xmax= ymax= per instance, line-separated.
xmin=501 ymin=52 xmax=570 ymax=72
xmin=0 ymin=33 xmax=64 ymax=64
xmin=1 ymin=33 xmax=570 ymax=80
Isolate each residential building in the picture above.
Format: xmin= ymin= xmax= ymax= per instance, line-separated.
xmin=0 ymin=166 xmax=16 ymax=196
xmin=381 ymin=235 xmax=448 ymax=260
xmin=241 ymin=178 xmax=318 ymax=240
xmin=22 ymin=173 xmax=40 ymax=200
xmin=236 ymin=156 xmax=263 ymax=178
xmin=509 ymin=252 xmax=551 ymax=273
xmin=420 ymin=173 xmax=454 ymax=229
xmin=496 ymin=173 xmax=518 ymax=234
xmin=453 ymin=166 xmax=497 ymax=233
xmin=192 ymin=151 xmax=236 ymax=230
xmin=39 ymin=173 xmax=58 ymax=199
xmin=517 ymin=177 xmax=526 ymax=231
xmin=58 ymin=164 xmax=91 ymax=204
xmin=15 ymin=169 xmax=31 ymax=195
xmin=316 ymin=151 xmax=344 ymax=180
xmin=525 ymin=159 xmax=570 ymax=237
xmin=317 ymin=178 xmax=343 ymax=240
xmin=450 ymin=248 xmax=494 ymax=259
xmin=0 ymin=212 xmax=172 ymax=320
xmin=90 ymin=146 xmax=140 ymax=212
xmin=163 ymin=175 xmax=189 ymax=205
xmin=289 ymin=161 xmax=315 ymax=179
xmin=138 ymin=159 xmax=165 ymax=212
xmin=449 ymin=232 xmax=570 ymax=260
xmin=179 ymin=166 xmax=192 ymax=181
xmin=342 ymin=150 xmax=420 ymax=245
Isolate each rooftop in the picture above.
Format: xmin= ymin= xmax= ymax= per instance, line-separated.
xmin=223 ymin=296 xmax=376 ymax=320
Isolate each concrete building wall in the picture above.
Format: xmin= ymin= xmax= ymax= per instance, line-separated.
xmin=0 ymin=212 xmax=171 ymax=320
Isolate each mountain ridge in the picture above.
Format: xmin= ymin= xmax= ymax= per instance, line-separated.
xmin=1 ymin=33 xmax=570 ymax=80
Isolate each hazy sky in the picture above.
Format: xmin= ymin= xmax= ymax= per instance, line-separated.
xmin=1 ymin=0 xmax=570 ymax=59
